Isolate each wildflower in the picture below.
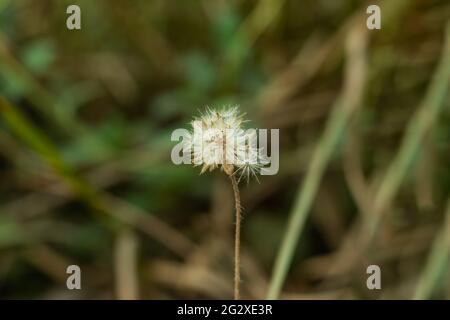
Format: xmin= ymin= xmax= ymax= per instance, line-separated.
xmin=185 ymin=106 xmax=268 ymax=181
xmin=182 ymin=106 xmax=268 ymax=299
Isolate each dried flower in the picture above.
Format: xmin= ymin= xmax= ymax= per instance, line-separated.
xmin=185 ymin=106 xmax=268 ymax=181
xmin=183 ymin=106 xmax=268 ymax=299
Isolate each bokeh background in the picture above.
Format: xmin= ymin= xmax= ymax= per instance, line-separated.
xmin=0 ymin=0 xmax=449 ymax=299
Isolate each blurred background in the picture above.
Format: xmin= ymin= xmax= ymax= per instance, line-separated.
xmin=0 ymin=0 xmax=449 ymax=299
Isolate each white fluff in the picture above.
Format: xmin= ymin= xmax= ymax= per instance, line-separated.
xmin=185 ymin=106 xmax=268 ymax=181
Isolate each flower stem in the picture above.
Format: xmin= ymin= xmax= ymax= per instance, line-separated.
xmin=229 ymin=174 xmax=241 ymax=300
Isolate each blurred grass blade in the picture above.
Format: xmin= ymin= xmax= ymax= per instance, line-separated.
xmin=0 ymin=95 xmax=98 ymax=203
xmin=267 ymin=24 xmax=368 ymax=299
xmin=0 ymin=96 xmax=195 ymax=257
xmin=363 ymin=21 xmax=450 ymax=244
xmin=221 ymin=0 xmax=285 ymax=82
xmin=0 ymin=32 xmax=83 ymax=135
xmin=413 ymin=200 xmax=450 ymax=299
xmin=115 ymin=228 xmax=139 ymax=300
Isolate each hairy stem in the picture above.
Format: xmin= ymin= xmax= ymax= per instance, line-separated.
xmin=229 ymin=174 xmax=241 ymax=300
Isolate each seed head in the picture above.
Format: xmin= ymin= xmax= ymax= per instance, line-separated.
xmin=185 ymin=106 xmax=268 ymax=181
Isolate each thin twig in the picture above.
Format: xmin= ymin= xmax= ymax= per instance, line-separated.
xmin=115 ymin=228 xmax=139 ymax=300
xmin=229 ymin=174 xmax=241 ymax=300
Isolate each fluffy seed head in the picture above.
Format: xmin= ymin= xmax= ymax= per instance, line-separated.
xmin=185 ymin=106 xmax=268 ymax=181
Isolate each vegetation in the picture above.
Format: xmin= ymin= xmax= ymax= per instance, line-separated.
xmin=0 ymin=0 xmax=449 ymax=299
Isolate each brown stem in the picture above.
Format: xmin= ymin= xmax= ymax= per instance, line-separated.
xmin=229 ymin=174 xmax=241 ymax=300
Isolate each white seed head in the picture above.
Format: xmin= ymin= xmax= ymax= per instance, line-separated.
xmin=185 ymin=106 xmax=268 ymax=181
